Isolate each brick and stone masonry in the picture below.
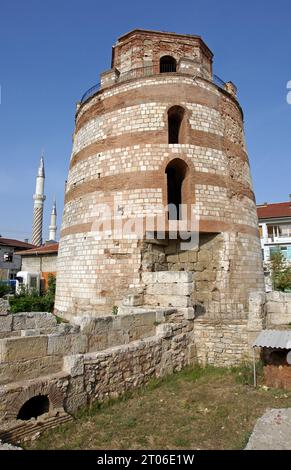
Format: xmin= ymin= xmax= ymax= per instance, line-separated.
xmin=54 ymin=29 xmax=265 ymax=358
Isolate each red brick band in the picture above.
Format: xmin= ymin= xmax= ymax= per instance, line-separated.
xmin=70 ymin=130 xmax=249 ymax=170
xmin=64 ymin=169 xmax=255 ymax=206
xmin=76 ymin=79 xmax=242 ymax=133
xmin=61 ymin=219 xmax=259 ymax=239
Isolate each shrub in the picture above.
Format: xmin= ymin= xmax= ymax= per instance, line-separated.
xmin=269 ymin=251 xmax=291 ymax=292
xmin=0 ymin=283 xmax=11 ymax=298
xmin=9 ymin=274 xmax=56 ymax=313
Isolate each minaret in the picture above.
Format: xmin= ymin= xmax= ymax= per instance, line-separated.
xmin=31 ymin=153 xmax=46 ymax=246
xmin=48 ymin=197 xmax=57 ymax=241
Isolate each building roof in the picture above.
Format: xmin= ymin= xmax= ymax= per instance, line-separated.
xmin=257 ymin=201 xmax=291 ymax=220
xmin=0 ymin=237 xmax=35 ymax=250
xmin=253 ymin=329 xmax=291 ymax=349
xmin=17 ymin=243 xmax=59 ymax=256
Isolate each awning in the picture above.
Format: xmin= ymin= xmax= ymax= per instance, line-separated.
xmin=253 ymin=330 xmax=291 ymax=349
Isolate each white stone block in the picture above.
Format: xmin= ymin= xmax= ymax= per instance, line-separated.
xmin=156 ymin=271 xmax=192 ymax=284
xmin=180 ymin=307 xmax=195 ymax=320
xmin=0 ymin=315 xmax=12 ymax=332
xmin=63 ymin=354 xmax=84 ymax=377
xmin=156 ymin=323 xmax=173 ymax=338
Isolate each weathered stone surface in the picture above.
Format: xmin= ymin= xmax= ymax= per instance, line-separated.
xmin=146 ymin=283 xmax=193 ymax=296
xmin=180 ymin=307 xmax=195 ymax=320
xmin=20 ymin=329 xmax=41 ymax=337
xmin=246 ymin=409 xmax=291 ymax=450
xmin=48 ymin=333 xmax=88 ymax=355
xmin=144 ymin=294 xmax=192 ymax=308
xmin=0 ymin=336 xmax=48 ymax=363
xmin=12 ymin=312 xmax=57 ymax=331
xmin=0 ymin=315 xmax=12 ymax=333
xmin=65 ymin=392 xmax=87 ymax=415
xmin=0 ymin=300 xmax=10 ymax=316
xmin=0 ymin=355 xmax=63 ymax=384
xmin=63 ymin=354 xmax=84 ymax=377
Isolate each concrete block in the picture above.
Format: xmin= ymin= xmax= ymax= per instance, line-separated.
xmin=63 ymin=354 xmax=84 ymax=377
xmin=0 ymin=314 xmax=12 ymax=332
xmin=0 ymin=335 xmax=48 ymax=362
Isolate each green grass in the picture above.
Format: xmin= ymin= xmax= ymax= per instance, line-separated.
xmin=26 ymin=364 xmax=291 ymax=450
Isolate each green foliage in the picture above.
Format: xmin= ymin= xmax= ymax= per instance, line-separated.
xmin=232 ymin=361 xmax=263 ymax=386
xmin=9 ymin=274 xmax=56 ymax=313
xmin=270 ymin=251 xmax=291 ymax=292
xmin=0 ymin=283 xmax=11 ymax=298
xmin=112 ymin=305 xmax=118 ymax=315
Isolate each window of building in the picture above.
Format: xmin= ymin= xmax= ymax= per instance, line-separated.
xmin=160 ymin=56 xmax=177 ymax=73
xmin=166 ymin=158 xmax=189 ymax=220
xmin=3 ymin=252 xmax=13 ymax=263
xmin=168 ymin=106 xmax=185 ymax=144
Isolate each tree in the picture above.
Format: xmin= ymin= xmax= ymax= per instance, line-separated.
xmin=269 ymin=251 xmax=291 ymax=292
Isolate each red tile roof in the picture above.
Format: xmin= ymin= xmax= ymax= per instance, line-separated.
xmin=0 ymin=238 xmax=35 ymax=250
xmin=17 ymin=243 xmax=59 ymax=256
xmin=257 ymin=202 xmax=291 ymax=219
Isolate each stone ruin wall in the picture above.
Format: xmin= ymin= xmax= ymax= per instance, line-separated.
xmin=2 ymin=290 xmax=290 ymax=442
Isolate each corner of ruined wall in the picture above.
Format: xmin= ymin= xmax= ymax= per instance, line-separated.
xmin=247 ymin=291 xmax=267 ymax=347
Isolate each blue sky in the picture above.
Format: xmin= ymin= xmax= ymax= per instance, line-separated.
xmin=0 ymin=0 xmax=290 ymax=241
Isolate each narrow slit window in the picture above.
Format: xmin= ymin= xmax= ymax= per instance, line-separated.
xmin=168 ymin=106 xmax=185 ymax=144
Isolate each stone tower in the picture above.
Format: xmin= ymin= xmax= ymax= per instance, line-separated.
xmin=48 ymin=197 xmax=57 ymax=242
xmin=32 ymin=154 xmax=45 ymax=246
xmin=55 ymin=29 xmax=265 ymax=349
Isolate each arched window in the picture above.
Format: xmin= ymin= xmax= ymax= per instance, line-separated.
xmin=160 ymin=56 xmax=177 ymax=73
xmin=166 ymin=158 xmax=189 ymax=220
xmin=168 ymin=106 xmax=185 ymax=144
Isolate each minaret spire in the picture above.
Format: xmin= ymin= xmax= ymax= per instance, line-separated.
xmin=31 ymin=152 xmax=46 ymax=246
xmin=48 ymin=196 xmax=57 ymax=241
